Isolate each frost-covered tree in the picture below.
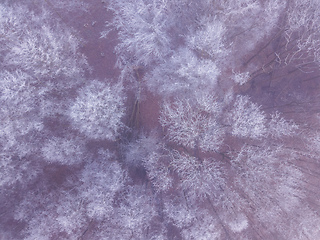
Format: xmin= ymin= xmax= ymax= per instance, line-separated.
xmin=228 ymin=95 xmax=267 ymax=139
xmin=79 ymin=155 xmax=127 ymax=220
xmin=13 ymin=150 xmax=128 ymax=239
xmin=186 ymin=17 xmax=227 ymax=60
xmin=125 ymin=133 xmax=173 ymax=192
xmin=268 ymin=112 xmax=299 ymax=138
xmin=41 ymin=136 xmax=85 ymax=165
xmin=214 ymin=0 xmax=286 ymax=58
xmin=5 ymin=25 xmax=86 ymax=79
xmin=160 ymin=94 xmax=224 ymax=152
xmin=304 ymin=130 xmax=320 ymax=158
xmin=181 ymin=211 xmax=221 ymax=240
xmin=227 ymin=213 xmax=248 ymax=234
xmin=231 ymin=144 xmax=306 ymax=236
xmin=228 ymin=96 xmax=299 ymax=140
xmin=164 ymin=197 xmax=221 ymax=240
xmin=0 ymin=70 xmax=44 ymax=154
xmin=0 ymin=4 xmax=87 ymax=80
xmin=0 ymin=154 xmax=40 ymax=188
xmin=171 ymin=150 xmax=225 ymax=202
xmin=147 ymin=47 xmax=220 ymax=96
xmin=104 ymin=0 xmax=172 ymax=69
xmin=14 ymin=188 xmax=87 ymax=240
xmin=232 ymin=71 xmax=250 ymax=86
xmin=69 ymin=80 xmax=126 ymax=140
xmin=98 ymin=186 xmax=159 ymax=240
xmin=0 ymin=2 xmax=90 ymax=153
xmin=288 ymin=206 xmax=320 ymax=240
xmin=284 ymin=0 xmax=320 ymax=68
xmin=46 ymin=0 xmax=89 ymax=13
